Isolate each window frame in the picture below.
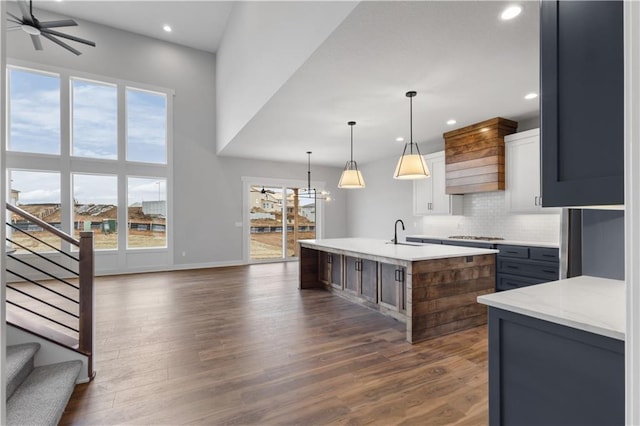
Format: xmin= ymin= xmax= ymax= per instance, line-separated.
xmin=5 ymin=60 xmax=174 ymax=272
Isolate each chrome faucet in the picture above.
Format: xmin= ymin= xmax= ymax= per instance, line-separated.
xmin=393 ymin=219 xmax=405 ymax=245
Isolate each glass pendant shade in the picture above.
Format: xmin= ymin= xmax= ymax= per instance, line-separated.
xmin=394 ymin=91 xmax=430 ymax=180
xmin=338 ymin=161 xmax=365 ymax=188
xmin=338 ymin=121 xmax=365 ymax=189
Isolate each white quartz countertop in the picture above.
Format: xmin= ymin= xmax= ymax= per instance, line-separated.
xmin=407 ymin=235 xmax=559 ymax=248
xmin=477 ymin=275 xmax=625 ymax=340
xmin=299 ymin=238 xmax=497 ymax=262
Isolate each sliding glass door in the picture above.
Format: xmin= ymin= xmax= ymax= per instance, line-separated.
xmin=248 ymin=185 xmax=316 ymax=262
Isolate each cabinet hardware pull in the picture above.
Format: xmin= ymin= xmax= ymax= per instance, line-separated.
xmin=507 ymin=265 xmax=519 ymax=269
xmin=543 ymin=269 xmax=557 ymax=274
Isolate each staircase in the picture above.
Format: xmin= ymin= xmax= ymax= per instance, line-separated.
xmin=4 ymin=202 xmax=96 ymax=423
xmin=7 ymin=343 xmax=82 ymax=425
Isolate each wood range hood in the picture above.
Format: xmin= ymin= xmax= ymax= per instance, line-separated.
xmin=443 ymin=117 xmax=518 ymax=194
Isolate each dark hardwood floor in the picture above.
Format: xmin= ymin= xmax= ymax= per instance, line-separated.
xmin=60 ymin=262 xmax=488 ymax=425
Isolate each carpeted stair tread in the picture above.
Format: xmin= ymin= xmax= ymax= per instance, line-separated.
xmin=7 ymin=360 xmax=82 ymax=426
xmin=6 ymin=342 xmax=40 ymax=400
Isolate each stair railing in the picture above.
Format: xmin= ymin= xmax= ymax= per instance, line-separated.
xmin=5 ymin=203 xmax=95 ymax=379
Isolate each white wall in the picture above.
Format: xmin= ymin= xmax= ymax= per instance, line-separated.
xmin=346 ymin=155 xmax=422 ymax=241
xmin=1 ymin=0 xmax=7 ymax=421
xmin=347 ymin=154 xmax=561 ymax=244
xmin=216 ymin=1 xmax=357 ymax=153
xmin=5 ymin=10 xmax=347 ymax=269
xmin=625 ymin=1 xmax=640 ymax=422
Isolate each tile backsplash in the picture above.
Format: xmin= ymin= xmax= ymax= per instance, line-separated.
xmin=420 ymin=191 xmax=561 ymax=243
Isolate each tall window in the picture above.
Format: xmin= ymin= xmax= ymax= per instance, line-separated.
xmin=72 ymin=78 xmax=117 ymax=159
xmin=8 ymin=68 xmax=60 ymax=155
xmin=126 ymin=88 xmax=167 ymax=164
xmin=73 ymin=174 xmax=118 ymax=250
xmin=6 ymin=64 xmax=173 ymax=265
xmin=8 ymin=170 xmax=61 ymax=253
xmin=127 ymin=177 xmax=167 ymax=248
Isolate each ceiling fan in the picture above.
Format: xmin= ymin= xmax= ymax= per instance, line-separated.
xmin=6 ymin=0 xmax=95 ymax=55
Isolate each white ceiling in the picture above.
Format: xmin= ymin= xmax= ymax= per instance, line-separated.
xmin=220 ymin=1 xmax=540 ymax=166
xmin=26 ymin=1 xmax=540 ymax=168
xmin=35 ymin=1 xmax=233 ymax=53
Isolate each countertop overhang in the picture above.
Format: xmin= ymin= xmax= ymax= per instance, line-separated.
xmin=477 ymin=275 xmax=625 ymax=340
xmin=299 ymin=238 xmax=498 ymax=262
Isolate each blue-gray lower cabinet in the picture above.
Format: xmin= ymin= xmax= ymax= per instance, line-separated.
xmin=496 ymin=244 xmax=559 ymax=291
xmin=406 ymin=237 xmax=442 ymax=244
xmin=488 ymin=308 xmax=624 ymax=426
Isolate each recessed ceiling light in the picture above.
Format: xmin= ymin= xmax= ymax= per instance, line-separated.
xmin=446 ymin=119 xmax=457 ymax=125
xmin=501 ymin=5 xmax=522 ymax=20
xmin=396 ymin=137 xmax=404 ymax=142
xmin=163 ymin=25 xmax=172 ymax=33
xmin=524 ymin=92 xmax=538 ymax=100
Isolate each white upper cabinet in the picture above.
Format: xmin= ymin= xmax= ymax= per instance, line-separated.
xmin=414 ymin=151 xmax=463 ymax=216
xmin=505 ymin=129 xmax=559 ymax=214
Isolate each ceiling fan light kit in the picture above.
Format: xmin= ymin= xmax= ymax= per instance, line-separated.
xmin=338 ymin=121 xmax=366 ymax=189
xmin=394 ymin=91 xmax=430 ymax=180
xmin=7 ymin=0 xmax=95 ymax=55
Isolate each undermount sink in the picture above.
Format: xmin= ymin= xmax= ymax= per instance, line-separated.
xmin=385 ymin=241 xmax=422 ymax=247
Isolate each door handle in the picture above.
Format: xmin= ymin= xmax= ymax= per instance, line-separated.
xmin=534 ymin=196 xmax=539 ymax=206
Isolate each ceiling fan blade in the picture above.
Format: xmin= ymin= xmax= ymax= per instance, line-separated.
xmin=7 ymin=11 xmax=23 ymax=22
xmin=16 ymin=0 xmax=32 ymax=23
xmin=41 ymin=32 xmax=81 ymax=55
xmin=8 ymin=26 xmax=22 ymax=31
xmin=41 ymin=28 xmax=95 ymax=47
xmin=30 ymin=34 xmax=42 ymax=51
xmin=39 ymin=19 xmax=78 ymax=29
xmin=7 ymin=18 xmax=22 ymax=25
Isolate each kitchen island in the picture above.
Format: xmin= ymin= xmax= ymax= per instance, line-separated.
xmin=477 ymin=276 xmax=625 ymax=425
xmin=299 ymin=238 xmax=498 ymax=343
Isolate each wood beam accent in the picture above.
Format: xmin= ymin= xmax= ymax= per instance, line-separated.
xmin=443 ymin=117 xmax=517 ymax=194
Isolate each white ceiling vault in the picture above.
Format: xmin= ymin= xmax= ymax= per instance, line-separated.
xmin=28 ymin=0 xmax=539 ymax=168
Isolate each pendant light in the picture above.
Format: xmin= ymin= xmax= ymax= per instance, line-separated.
xmin=393 ymin=91 xmax=430 ymax=179
xmin=338 ymin=121 xmax=366 ymax=189
xmin=299 ymin=151 xmax=331 ymax=201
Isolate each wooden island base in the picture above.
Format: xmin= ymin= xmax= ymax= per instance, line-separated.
xmin=299 ymin=244 xmax=495 ymax=343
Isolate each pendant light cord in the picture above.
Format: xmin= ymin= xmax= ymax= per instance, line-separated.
xmin=350 ymin=124 xmax=354 ymax=162
xmin=307 ymin=151 xmax=312 ymax=192
xmin=409 ymin=94 xmax=414 ymax=155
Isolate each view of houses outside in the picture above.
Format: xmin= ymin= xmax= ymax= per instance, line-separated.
xmin=8 ymin=171 xmax=167 ymax=253
xmin=250 ymin=186 xmax=316 ymax=260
